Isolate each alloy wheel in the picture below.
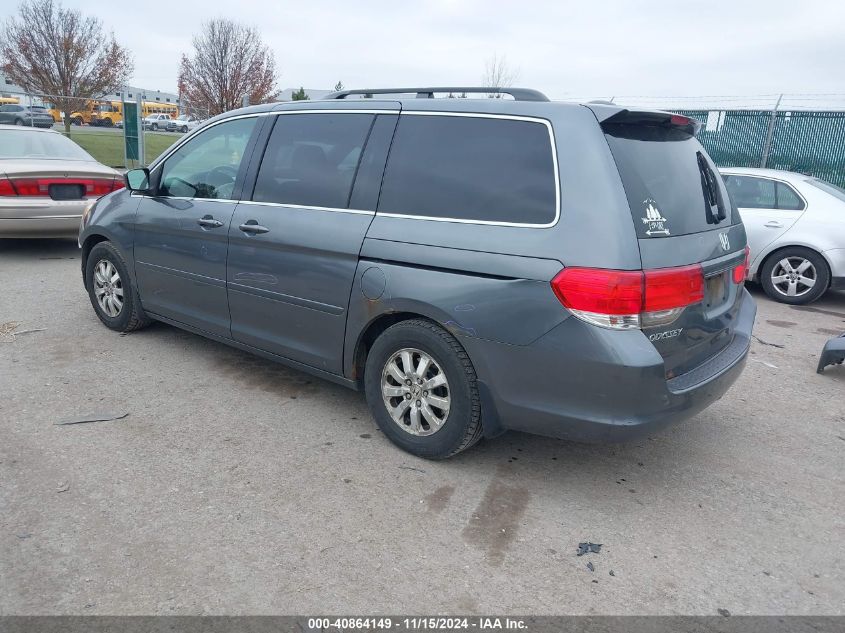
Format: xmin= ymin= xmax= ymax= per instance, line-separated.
xmin=92 ymin=259 xmax=124 ymax=317
xmin=381 ymin=348 xmax=450 ymax=436
xmin=770 ymin=256 xmax=817 ymax=298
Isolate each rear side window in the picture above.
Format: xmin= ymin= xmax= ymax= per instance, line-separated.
xmin=377 ymin=114 xmax=557 ymax=225
xmin=604 ymin=125 xmax=734 ymax=238
xmin=723 ymin=175 xmax=805 ymax=210
xmin=724 ymin=175 xmax=775 ymax=209
xmin=252 ymin=113 xmax=375 ymax=209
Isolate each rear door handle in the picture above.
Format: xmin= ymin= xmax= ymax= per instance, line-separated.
xmin=239 ymin=220 xmax=270 ymax=235
xmin=197 ymin=215 xmax=224 ymax=229
xmin=764 ymin=221 xmax=783 ymax=228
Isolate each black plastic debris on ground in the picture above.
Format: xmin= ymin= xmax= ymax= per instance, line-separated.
xmin=577 ymin=542 xmax=602 ymax=556
xmin=817 ymin=333 xmax=845 ymax=373
xmin=586 ymin=561 xmax=595 ymax=572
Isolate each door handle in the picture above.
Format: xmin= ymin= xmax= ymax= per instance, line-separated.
xmin=197 ymin=215 xmax=224 ymax=229
xmin=239 ymin=220 xmax=270 ymax=235
xmin=764 ymin=221 xmax=783 ymax=228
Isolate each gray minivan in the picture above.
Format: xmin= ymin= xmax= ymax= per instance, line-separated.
xmin=79 ymin=87 xmax=756 ymax=459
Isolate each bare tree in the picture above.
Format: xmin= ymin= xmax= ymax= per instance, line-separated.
xmin=1 ymin=0 xmax=133 ymax=134
xmin=179 ymin=19 xmax=278 ymax=117
xmin=482 ymin=53 xmax=519 ymax=98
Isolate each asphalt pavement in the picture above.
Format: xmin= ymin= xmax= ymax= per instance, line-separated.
xmin=1 ymin=238 xmax=843 ymax=615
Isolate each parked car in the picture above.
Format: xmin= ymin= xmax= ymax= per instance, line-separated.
xmin=79 ymin=87 xmax=755 ymax=458
xmin=143 ymin=113 xmax=172 ymax=131
xmin=0 ymin=104 xmax=55 ymax=128
xmin=0 ymin=125 xmax=123 ymax=237
xmin=721 ymin=167 xmax=845 ymax=304
xmin=166 ymin=114 xmax=203 ymax=133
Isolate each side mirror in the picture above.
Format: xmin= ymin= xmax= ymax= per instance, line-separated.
xmin=124 ymin=168 xmax=151 ymax=193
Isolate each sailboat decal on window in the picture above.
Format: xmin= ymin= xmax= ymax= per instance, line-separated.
xmin=641 ymin=199 xmax=670 ymax=236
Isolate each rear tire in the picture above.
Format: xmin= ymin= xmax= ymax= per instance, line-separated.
xmin=85 ymin=242 xmax=151 ymax=332
xmin=364 ymin=319 xmax=483 ymax=459
xmin=181 ymin=126 xmax=188 ymax=133
xmin=14 ymin=119 xmax=24 ymax=126
xmin=760 ymin=246 xmax=829 ymax=305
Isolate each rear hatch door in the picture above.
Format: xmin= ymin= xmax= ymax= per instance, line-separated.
xmin=598 ymin=109 xmax=749 ymax=380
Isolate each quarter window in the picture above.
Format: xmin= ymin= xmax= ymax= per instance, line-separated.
xmin=158 ymin=117 xmax=257 ymax=200
xmin=776 ymin=182 xmax=805 ymax=210
xmin=252 ymin=113 xmax=375 ymax=209
xmin=377 ymin=114 xmax=557 ymax=225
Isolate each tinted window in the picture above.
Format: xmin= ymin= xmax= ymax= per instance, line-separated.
xmin=604 ymin=125 xmax=734 ymax=237
xmin=252 ymin=113 xmax=374 ymax=209
xmin=158 ymin=116 xmax=256 ymax=200
xmin=377 ymin=115 xmax=557 ymax=224
xmin=776 ymin=182 xmax=804 ymax=210
xmin=723 ymin=175 xmax=775 ymax=209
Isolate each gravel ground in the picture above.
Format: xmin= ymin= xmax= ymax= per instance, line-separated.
xmin=1 ymin=238 xmax=843 ymax=615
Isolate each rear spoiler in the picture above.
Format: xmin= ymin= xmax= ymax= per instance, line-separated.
xmin=586 ymin=104 xmax=701 ymax=135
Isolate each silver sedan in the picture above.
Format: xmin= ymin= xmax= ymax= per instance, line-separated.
xmin=721 ymin=167 xmax=845 ymax=304
xmin=0 ymin=125 xmax=123 ymax=238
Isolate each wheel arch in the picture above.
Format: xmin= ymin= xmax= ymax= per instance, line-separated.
xmin=348 ymin=311 xmax=445 ymax=386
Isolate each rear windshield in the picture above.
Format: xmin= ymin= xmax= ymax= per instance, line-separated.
xmin=604 ymin=124 xmax=735 ymax=238
xmin=0 ymin=129 xmax=95 ymax=161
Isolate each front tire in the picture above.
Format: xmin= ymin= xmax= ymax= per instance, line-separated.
xmin=760 ymin=246 xmax=829 ymax=305
xmin=364 ymin=319 xmax=482 ymax=459
xmin=151 ymin=123 xmax=158 ymax=131
xmin=85 ymin=242 xmax=151 ymax=332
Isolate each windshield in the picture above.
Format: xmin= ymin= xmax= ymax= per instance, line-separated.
xmin=807 ymin=177 xmax=845 ymax=203
xmin=0 ymin=129 xmax=95 ymax=161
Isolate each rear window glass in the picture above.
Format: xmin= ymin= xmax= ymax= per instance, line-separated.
xmin=377 ymin=114 xmax=557 ymax=225
xmin=0 ymin=129 xmax=94 ymax=161
xmin=604 ymin=125 xmax=734 ymax=238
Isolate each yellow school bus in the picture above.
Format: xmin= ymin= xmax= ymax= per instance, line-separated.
xmin=90 ymin=100 xmax=123 ymax=127
xmin=141 ymin=101 xmax=178 ymax=119
xmin=0 ymin=96 xmax=21 ymax=105
xmin=69 ymin=100 xmax=97 ymax=125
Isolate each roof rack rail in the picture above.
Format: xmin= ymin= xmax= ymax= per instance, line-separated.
xmin=323 ymin=87 xmax=550 ymax=102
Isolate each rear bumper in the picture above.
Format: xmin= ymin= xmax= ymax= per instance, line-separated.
xmin=463 ymin=288 xmax=756 ymax=442
xmin=0 ymin=198 xmax=85 ymax=237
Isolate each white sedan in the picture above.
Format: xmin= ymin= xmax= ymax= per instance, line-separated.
xmin=721 ymin=167 xmax=845 ymax=304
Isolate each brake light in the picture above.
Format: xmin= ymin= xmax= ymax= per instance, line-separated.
xmin=670 ymin=114 xmax=692 ymax=126
xmin=0 ymin=178 xmax=16 ymax=196
xmin=733 ymin=246 xmax=750 ymax=284
xmin=551 ymin=265 xmax=704 ymax=330
xmin=1 ymin=178 xmax=123 ymax=197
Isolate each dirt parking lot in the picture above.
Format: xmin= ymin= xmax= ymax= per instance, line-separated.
xmin=1 ymin=239 xmax=843 ymax=615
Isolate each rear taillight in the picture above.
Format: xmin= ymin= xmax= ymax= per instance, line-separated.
xmin=0 ymin=178 xmax=16 ymax=196
xmin=0 ymin=178 xmax=123 ymax=197
xmin=551 ymin=265 xmax=704 ymax=330
xmin=733 ymin=246 xmax=750 ymax=284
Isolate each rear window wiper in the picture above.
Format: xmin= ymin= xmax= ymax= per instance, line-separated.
xmin=697 ymin=151 xmax=727 ymax=224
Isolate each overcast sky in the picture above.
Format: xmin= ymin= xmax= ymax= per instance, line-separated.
xmin=5 ymin=0 xmax=845 ymax=104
